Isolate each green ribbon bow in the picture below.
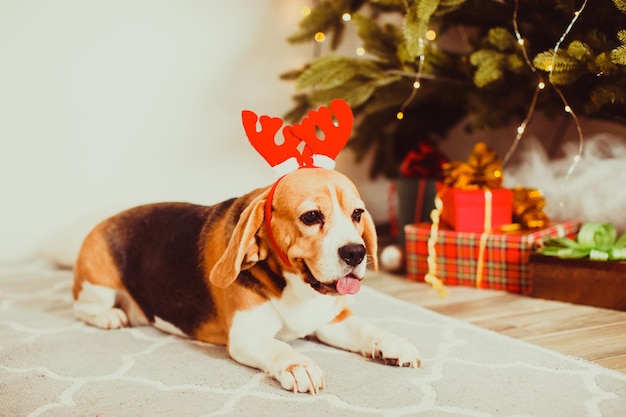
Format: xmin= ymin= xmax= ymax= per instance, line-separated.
xmin=538 ymin=223 xmax=626 ymax=261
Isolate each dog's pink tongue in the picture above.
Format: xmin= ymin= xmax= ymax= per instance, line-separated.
xmin=336 ymin=276 xmax=361 ymax=295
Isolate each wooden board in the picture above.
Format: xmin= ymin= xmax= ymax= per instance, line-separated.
xmin=365 ymin=270 xmax=626 ymax=374
xmin=529 ymin=254 xmax=626 ymax=310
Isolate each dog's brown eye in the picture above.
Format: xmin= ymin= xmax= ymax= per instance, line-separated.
xmin=352 ymin=209 xmax=364 ymax=223
xmin=300 ymin=210 xmax=324 ymax=226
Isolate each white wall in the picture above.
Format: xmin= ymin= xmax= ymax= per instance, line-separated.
xmin=0 ymin=0 xmax=390 ymax=263
xmin=0 ymin=1 xmax=303 ymax=261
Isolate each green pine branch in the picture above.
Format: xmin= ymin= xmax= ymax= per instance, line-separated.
xmin=613 ymin=0 xmax=626 ymax=14
xmin=282 ymin=0 xmax=626 ymax=178
xmin=612 ymin=30 xmax=626 ymax=65
xmin=351 ymin=13 xmax=403 ymax=64
xmin=295 ymin=55 xmax=384 ymax=91
xmin=286 ymin=0 xmax=354 ymax=50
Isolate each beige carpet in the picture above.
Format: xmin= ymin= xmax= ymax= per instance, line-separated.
xmin=1 ymin=260 xmax=626 ymax=417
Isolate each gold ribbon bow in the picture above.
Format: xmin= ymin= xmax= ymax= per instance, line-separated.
xmin=512 ymin=187 xmax=550 ymax=229
xmin=442 ymin=142 xmax=504 ymax=190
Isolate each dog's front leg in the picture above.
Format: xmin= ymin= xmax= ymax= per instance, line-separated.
xmin=315 ymin=314 xmax=421 ymax=368
xmin=228 ymin=304 xmax=325 ymax=394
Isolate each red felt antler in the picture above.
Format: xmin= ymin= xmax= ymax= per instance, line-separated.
xmin=242 ymin=99 xmax=353 ymax=175
xmin=291 ymin=99 xmax=353 ymax=162
xmin=241 ymin=111 xmax=308 ymax=169
xmin=282 ymin=126 xmax=314 ymax=167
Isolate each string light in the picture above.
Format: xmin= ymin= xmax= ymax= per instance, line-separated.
xmin=551 ymin=1 xmax=587 ymax=73
xmin=506 ymin=0 xmax=588 ymax=215
xmin=301 ymin=6 xmax=311 ymax=16
xmin=314 ymin=32 xmax=326 ymax=43
xmin=544 ymin=0 xmax=587 ymax=187
xmin=342 ymin=13 xmax=351 ymax=22
xmin=355 ymin=46 xmax=365 ymax=56
xmin=501 ymin=82 xmax=542 ymax=166
xmin=502 ymin=0 xmax=587 ymax=178
xmin=397 ymin=37 xmax=426 ymax=119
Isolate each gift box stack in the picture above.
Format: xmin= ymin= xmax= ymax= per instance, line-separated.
xmin=404 ymin=142 xmax=581 ymax=295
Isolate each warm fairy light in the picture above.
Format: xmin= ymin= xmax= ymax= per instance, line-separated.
xmin=397 ymin=38 xmax=426 ymax=120
xmin=301 ymin=6 xmax=311 ymax=15
xmin=425 ymin=30 xmax=437 ymax=41
xmin=550 ymin=0 xmax=587 ymax=83
xmin=342 ymin=13 xmax=351 ymax=21
xmin=507 ymin=0 xmax=587 ymax=214
xmin=504 ymin=0 xmax=553 ymax=167
xmin=314 ymin=32 xmax=326 ymax=43
xmin=356 ymin=46 xmax=365 ymax=56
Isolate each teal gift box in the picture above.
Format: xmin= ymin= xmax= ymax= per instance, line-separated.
xmin=395 ymin=178 xmax=437 ymax=247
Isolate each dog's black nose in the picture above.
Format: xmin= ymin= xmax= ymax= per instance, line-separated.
xmin=339 ymin=244 xmax=366 ymax=267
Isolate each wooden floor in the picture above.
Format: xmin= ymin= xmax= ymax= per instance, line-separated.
xmin=365 ymin=271 xmax=626 ymax=374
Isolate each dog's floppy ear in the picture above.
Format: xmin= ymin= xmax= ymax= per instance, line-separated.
xmin=209 ymin=190 xmax=269 ymax=288
xmin=362 ymin=209 xmax=379 ymax=272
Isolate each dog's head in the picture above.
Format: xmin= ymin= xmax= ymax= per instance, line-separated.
xmin=209 ymin=168 xmax=378 ymax=295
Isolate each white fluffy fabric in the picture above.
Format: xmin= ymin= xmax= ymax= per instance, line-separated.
xmin=504 ymin=134 xmax=626 ymax=232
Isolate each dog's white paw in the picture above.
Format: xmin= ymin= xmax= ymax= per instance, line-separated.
xmin=275 ymin=360 xmax=325 ymax=394
xmin=369 ymin=336 xmax=421 ymax=368
xmin=92 ymin=308 xmax=129 ymax=329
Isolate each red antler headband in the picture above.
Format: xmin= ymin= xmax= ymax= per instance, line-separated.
xmin=241 ymin=98 xmax=354 ymax=267
xmin=242 ymin=98 xmax=353 ymax=177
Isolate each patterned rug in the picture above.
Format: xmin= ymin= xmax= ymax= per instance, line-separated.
xmin=1 ymin=261 xmax=626 ymax=417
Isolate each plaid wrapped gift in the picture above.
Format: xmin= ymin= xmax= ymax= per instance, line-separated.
xmin=404 ymin=220 xmax=581 ymax=294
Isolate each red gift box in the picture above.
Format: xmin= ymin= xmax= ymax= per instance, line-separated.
xmin=404 ymin=220 xmax=581 ymax=294
xmin=439 ymin=186 xmax=514 ymax=233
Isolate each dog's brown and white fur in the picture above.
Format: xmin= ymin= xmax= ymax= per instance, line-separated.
xmin=73 ymin=167 xmax=421 ymax=393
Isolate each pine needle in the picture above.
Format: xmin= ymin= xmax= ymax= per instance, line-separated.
xmin=612 ymin=0 xmax=626 ymax=14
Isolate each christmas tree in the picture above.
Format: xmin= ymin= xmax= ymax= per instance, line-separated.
xmin=282 ymin=0 xmax=626 ymax=178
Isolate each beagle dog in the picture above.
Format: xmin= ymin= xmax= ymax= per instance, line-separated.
xmin=72 ymin=101 xmax=421 ymax=393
